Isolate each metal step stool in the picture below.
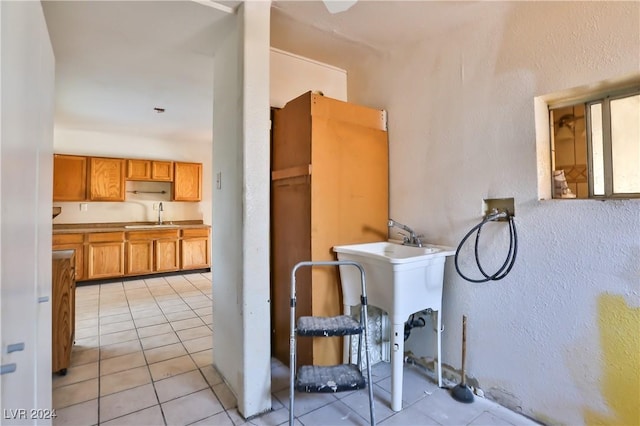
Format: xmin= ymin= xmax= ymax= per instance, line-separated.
xmin=289 ymin=260 xmax=376 ymax=425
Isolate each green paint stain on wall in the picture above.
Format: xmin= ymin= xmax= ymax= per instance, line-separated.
xmin=585 ymin=294 xmax=640 ymax=425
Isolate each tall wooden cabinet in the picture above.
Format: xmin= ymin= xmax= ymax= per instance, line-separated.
xmin=89 ymin=157 xmax=126 ymax=201
xmin=52 ymin=250 xmax=76 ymax=375
xmin=53 ymin=154 xmax=87 ymax=201
xmin=271 ymin=92 xmax=389 ymax=367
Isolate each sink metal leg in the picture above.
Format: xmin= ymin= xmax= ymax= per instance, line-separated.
xmin=391 ymin=322 xmax=404 ymax=412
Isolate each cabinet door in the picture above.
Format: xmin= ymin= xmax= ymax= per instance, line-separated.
xmin=87 ymin=234 xmax=125 ymax=279
xmin=173 ymin=162 xmax=202 ymax=201
xmin=52 ymin=252 xmax=75 ymax=373
xmin=89 ymin=157 xmax=126 ymax=201
xmin=180 ymin=237 xmax=210 ymax=269
xmin=126 ymin=240 xmax=154 ymax=275
xmin=52 ymin=233 xmax=85 ymax=281
xmin=127 ymin=159 xmax=152 ymax=180
xmin=53 ymin=154 xmax=87 ymax=201
xmin=152 ymin=161 xmax=173 ymax=181
xmin=156 ymin=239 xmax=180 ymax=272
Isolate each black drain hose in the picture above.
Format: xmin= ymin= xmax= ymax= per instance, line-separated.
xmin=454 ymin=211 xmax=518 ymax=283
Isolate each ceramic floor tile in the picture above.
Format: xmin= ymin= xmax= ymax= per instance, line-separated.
xmin=144 ymin=342 xmax=188 ymax=364
xmin=99 ymin=319 xmax=135 ymax=335
xmin=131 ymin=307 xmax=165 ymax=320
xmin=154 ymin=369 xmax=209 ymax=403
xmin=339 ymin=383 xmax=396 ymax=423
xmin=100 ymin=339 xmax=142 ymax=360
xmin=298 ymin=399 xmax=370 ymax=426
xmin=52 ymin=362 xmax=98 ymax=388
xmin=177 ymin=325 xmax=211 ymax=341
xmin=182 ymin=335 xmax=212 ymax=353
xmin=149 ymin=354 xmax=197 ymax=381
xmin=378 ymin=403 xmax=441 ymax=425
xmin=200 ymin=365 xmax=224 ymax=387
xmin=74 ymin=335 xmax=99 ymax=350
xmin=99 ymin=329 xmax=139 ymax=346
xmin=213 ymin=382 xmax=237 ymax=409
xmin=468 ymin=411 xmax=516 ymax=425
xmin=411 ymin=388 xmax=485 ymax=425
xmin=170 ymin=317 xmax=205 ymax=331
xmin=99 ymin=383 xmax=158 ymax=423
xmin=248 ymin=408 xmax=289 ymax=426
xmin=274 ymin=387 xmax=336 ymax=417
xmin=190 ymin=411 xmax=236 ymax=426
xmin=161 ymin=303 xmax=191 ymax=314
xmin=76 ymin=318 xmax=99 ymax=330
xmin=200 ymin=314 xmax=213 ymax=325
xmin=100 ymin=365 xmax=152 ymax=396
xmin=74 ymin=326 xmax=99 ymax=339
xmin=99 ymin=306 xmax=131 ymax=317
xmin=137 ymin=322 xmax=174 ymax=338
xmin=52 ymin=398 xmax=98 ymax=426
xmin=100 ymin=405 xmax=165 ymax=426
xmin=140 ymin=331 xmax=180 ymax=350
xmin=190 ymin=349 xmax=213 ymax=368
xmin=161 ymin=388 xmax=224 ymax=426
xmin=134 ymin=314 xmax=168 ymax=328
xmin=70 ymin=347 xmax=99 ymax=367
xmin=100 ymin=351 xmax=146 ymax=376
xmin=165 ymin=310 xmax=198 ymax=321
xmin=99 ymin=312 xmax=133 ymax=325
xmin=52 ymin=378 xmax=99 ymax=409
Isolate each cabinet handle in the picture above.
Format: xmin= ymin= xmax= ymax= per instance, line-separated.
xmin=7 ymin=343 xmax=25 ymax=353
xmin=1 ymin=363 xmax=17 ymax=375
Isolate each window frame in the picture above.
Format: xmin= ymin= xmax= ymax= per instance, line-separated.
xmin=549 ymin=86 xmax=640 ymax=200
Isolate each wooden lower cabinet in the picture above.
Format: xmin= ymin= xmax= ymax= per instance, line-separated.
xmin=52 ymin=233 xmax=85 ymax=281
xmin=181 ymin=228 xmax=210 ymax=270
xmin=126 ymin=230 xmax=179 ymax=275
xmin=52 ymin=250 xmax=75 ymax=375
xmin=126 ymin=240 xmax=154 ymax=275
xmin=87 ymin=232 xmax=125 ymax=279
xmin=156 ymin=239 xmax=180 ymax=272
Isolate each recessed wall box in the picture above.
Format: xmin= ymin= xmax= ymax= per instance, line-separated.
xmin=483 ymin=198 xmax=515 ymax=221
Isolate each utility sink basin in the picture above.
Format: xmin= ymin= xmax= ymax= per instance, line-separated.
xmin=333 ymin=241 xmax=455 ymax=412
xmin=124 ymin=224 xmax=179 ymax=229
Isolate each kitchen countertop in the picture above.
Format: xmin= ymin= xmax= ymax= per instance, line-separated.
xmin=53 ymin=220 xmax=210 ymax=234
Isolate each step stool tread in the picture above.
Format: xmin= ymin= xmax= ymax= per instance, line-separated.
xmin=295 ymin=364 xmax=366 ymax=393
xmin=297 ymin=315 xmax=362 ymax=337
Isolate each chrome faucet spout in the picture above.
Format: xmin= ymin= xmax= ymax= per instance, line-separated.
xmin=158 ymin=202 xmax=163 ymax=225
xmin=388 ymin=219 xmax=422 ymax=247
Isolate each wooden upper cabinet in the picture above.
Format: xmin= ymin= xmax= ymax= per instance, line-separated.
xmin=127 ymin=159 xmax=173 ymax=181
xmin=53 ymin=155 xmax=87 ymax=201
xmin=151 ymin=161 xmax=173 ymax=181
xmin=126 ymin=159 xmax=152 ymax=180
xmin=173 ymin=162 xmax=202 ymax=201
xmin=89 ymin=157 xmax=126 ymax=201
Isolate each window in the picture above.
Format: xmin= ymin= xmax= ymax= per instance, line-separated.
xmin=549 ymin=88 xmax=640 ymax=199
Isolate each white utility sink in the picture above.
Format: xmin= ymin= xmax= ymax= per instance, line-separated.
xmin=333 ymin=241 xmax=455 ymax=412
xmin=124 ymin=224 xmax=180 ymax=229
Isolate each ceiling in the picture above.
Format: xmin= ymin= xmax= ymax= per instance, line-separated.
xmin=43 ymin=1 xmax=473 ymax=145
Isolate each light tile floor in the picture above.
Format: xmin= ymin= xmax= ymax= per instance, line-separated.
xmin=53 ymin=272 xmax=539 ymax=426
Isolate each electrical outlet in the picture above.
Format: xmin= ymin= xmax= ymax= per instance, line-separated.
xmin=483 ymin=198 xmax=515 ymax=220
xmin=216 ymin=172 xmax=222 ymax=190
xmin=79 ymin=203 xmax=88 ymax=212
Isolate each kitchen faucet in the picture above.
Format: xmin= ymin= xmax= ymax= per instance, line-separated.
xmin=388 ymin=219 xmax=422 ymax=247
xmin=157 ymin=202 xmax=163 ymax=225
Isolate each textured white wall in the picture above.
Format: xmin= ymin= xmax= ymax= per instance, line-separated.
xmin=52 ymin=128 xmax=212 ymax=225
xmin=341 ymin=2 xmax=639 ymax=424
xmin=270 ymin=47 xmax=347 ymax=107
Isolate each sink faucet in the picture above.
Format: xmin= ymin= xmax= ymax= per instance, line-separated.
xmin=388 ymin=219 xmax=422 ymax=247
xmin=157 ymin=202 xmax=163 ymax=225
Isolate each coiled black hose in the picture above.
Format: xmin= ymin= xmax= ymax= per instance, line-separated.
xmin=454 ymin=212 xmax=518 ymax=283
